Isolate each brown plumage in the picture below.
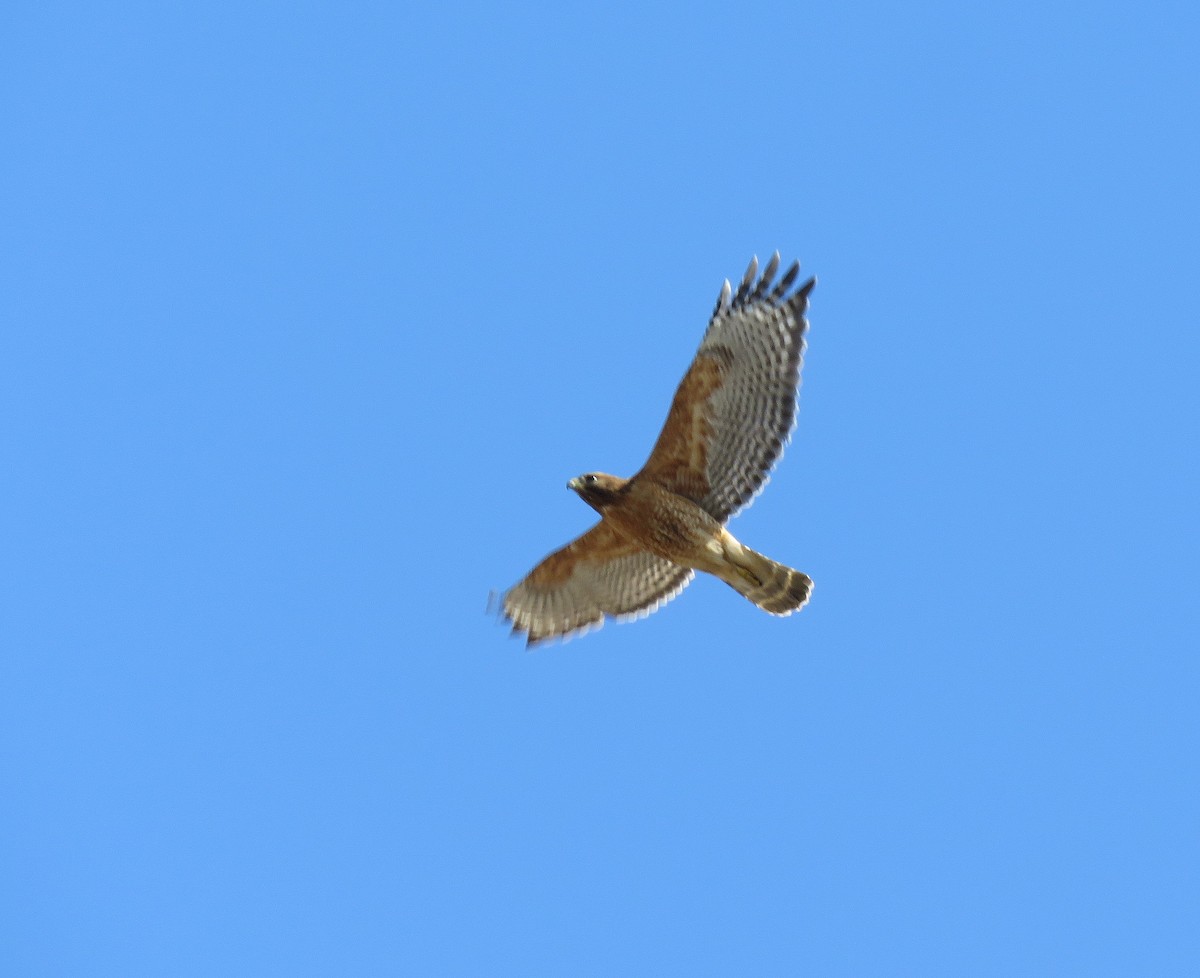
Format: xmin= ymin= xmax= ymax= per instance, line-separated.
xmin=500 ymin=253 xmax=816 ymax=646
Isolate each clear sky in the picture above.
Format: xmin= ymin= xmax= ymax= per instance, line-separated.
xmin=3 ymin=1 xmax=1198 ymax=975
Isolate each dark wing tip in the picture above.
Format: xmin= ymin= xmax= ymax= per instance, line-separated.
xmin=750 ymin=252 xmax=781 ymax=302
xmin=712 ymin=278 xmax=732 ymax=318
xmin=794 ymin=274 xmax=816 ymax=307
xmin=732 ymin=255 xmax=758 ymax=306
xmin=727 ymin=254 xmax=813 ymax=311
xmin=770 ymin=261 xmax=801 ymax=301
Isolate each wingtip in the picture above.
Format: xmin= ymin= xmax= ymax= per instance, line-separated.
xmin=713 ymin=278 xmax=732 ymax=316
xmin=766 ymin=251 xmax=781 ymax=281
xmin=732 ymin=256 xmax=759 ymax=305
xmin=753 ymin=252 xmax=781 ymax=301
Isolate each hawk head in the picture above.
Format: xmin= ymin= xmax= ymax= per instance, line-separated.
xmin=568 ymin=472 xmax=627 ymax=513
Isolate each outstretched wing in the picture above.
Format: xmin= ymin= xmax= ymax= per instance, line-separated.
xmin=637 ymin=253 xmax=814 ymax=523
xmin=501 ymin=522 xmax=694 ymax=646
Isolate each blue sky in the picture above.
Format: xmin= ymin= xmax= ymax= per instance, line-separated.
xmin=3 ymin=1 xmax=1198 ymax=974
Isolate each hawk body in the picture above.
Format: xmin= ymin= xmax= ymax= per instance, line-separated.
xmin=501 ymin=253 xmax=816 ymax=646
xmin=586 ymin=477 xmax=723 ymax=563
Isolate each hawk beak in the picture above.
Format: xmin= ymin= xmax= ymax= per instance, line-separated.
xmin=567 ymin=477 xmax=579 ymax=491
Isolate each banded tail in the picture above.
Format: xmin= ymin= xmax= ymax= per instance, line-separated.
xmin=719 ymin=544 xmax=813 ymax=616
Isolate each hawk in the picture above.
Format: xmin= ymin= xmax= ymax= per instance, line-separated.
xmin=500 ymin=252 xmax=815 ymax=646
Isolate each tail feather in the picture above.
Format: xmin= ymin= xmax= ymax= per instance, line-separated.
xmin=722 ymin=547 xmax=812 ymax=616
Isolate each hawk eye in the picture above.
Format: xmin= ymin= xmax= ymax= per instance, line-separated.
xmin=584 ymin=474 xmax=597 ymax=485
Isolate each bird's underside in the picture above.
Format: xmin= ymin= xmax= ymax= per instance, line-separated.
xmin=499 ymin=252 xmax=815 ymax=646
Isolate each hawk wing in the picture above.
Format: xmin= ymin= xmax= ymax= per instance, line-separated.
xmin=636 ymin=253 xmax=814 ymax=523
xmin=502 ymin=522 xmax=694 ymax=646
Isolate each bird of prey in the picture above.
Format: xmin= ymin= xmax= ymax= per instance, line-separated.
xmin=500 ymin=253 xmax=815 ymax=646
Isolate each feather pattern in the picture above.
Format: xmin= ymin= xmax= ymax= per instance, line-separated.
xmin=641 ymin=252 xmax=814 ymax=522
xmin=499 ymin=254 xmax=814 ymax=646
xmin=502 ymin=522 xmax=694 ymax=646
